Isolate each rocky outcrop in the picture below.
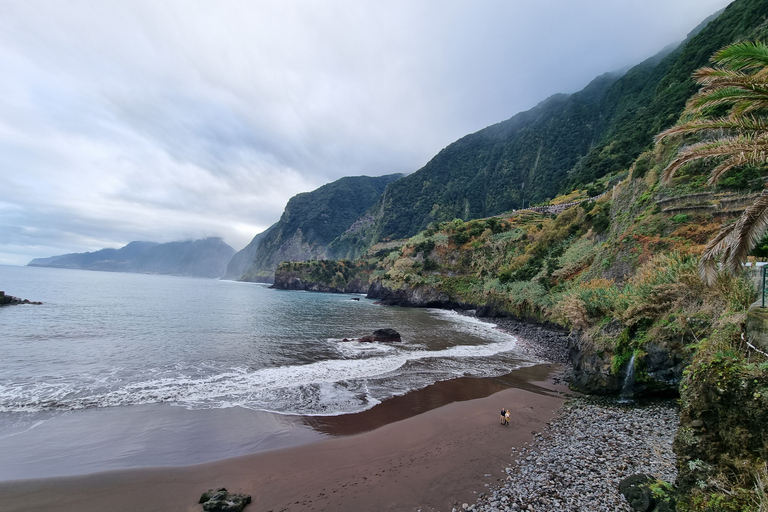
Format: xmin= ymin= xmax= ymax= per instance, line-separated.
xmin=674 ymin=356 xmax=768 ymax=510
xmin=359 ymin=328 xmax=401 ymax=343
xmin=619 ymin=474 xmax=676 ymax=512
xmin=271 ymin=266 xmax=368 ymax=293
xmin=366 ymin=281 xmax=471 ymax=309
xmin=569 ymin=347 xmax=621 ymax=395
xmin=0 ymin=291 xmax=42 ymax=306
xmin=569 ymin=338 xmax=688 ymax=397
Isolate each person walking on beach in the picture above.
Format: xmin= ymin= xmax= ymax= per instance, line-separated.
xmin=505 ymin=409 xmax=510 ymax=426
xmin=500 ymin=408 xmax=508 ymax=426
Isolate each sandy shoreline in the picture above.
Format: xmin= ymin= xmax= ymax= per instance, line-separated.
xmin=0 ymin=364 xmax=567 ymax=512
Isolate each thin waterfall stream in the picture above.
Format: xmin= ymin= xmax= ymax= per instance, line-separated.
xmin=620 ymin=353 xmax=636 ymax=402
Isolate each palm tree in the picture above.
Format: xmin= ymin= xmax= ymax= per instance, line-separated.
xmin=656 ymin=41 xmax=768 ymax=283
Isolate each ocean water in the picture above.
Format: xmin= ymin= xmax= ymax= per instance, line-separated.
xmin=0 ymin=265 xmax=534 ymax=479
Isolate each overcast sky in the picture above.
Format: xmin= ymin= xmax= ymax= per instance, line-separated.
xmin=0 ymin=0 xmax=733 ymax=265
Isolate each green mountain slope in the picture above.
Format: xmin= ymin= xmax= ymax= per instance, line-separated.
xmin=372 ymin=73 xmax=621 ymax=241
xmin=568 ymin=0 xmax=768 ymax=186
xmin=341 ymin=0 xmax=768 ymax=247
xmin=238 ymin=173 xmax=402 ymax=282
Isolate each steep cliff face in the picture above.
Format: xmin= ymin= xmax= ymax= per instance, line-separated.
xmin=239 ymin=174 xmax=402 ymax=282
xmin=222 ymin=225 xmax=274 ymax=281
xmin=366 ymin=281 xmax=470 ymax=309
xmin=332 ymin=2 xmax=763 ymax=249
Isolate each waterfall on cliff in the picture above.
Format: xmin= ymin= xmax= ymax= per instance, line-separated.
xmin=620 ymin=353 xmax=636 ymax=400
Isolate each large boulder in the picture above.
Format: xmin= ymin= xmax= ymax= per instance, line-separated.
xmin=359 ymin=328 xmax=402 ymax=343
xmin=199 ymin=488 xmax=251 ymax=512
xmin=618 ymin=474 xmax=676 ymax=512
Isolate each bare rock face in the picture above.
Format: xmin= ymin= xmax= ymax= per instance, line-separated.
xmin=359 ymin=328 xmax=401 ymax=343
xmin=199 ymin=488 xmax=251 ymax=512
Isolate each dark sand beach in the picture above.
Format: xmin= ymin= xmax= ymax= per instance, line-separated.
xmin=0 ymin=364 xmax=567 ymax=512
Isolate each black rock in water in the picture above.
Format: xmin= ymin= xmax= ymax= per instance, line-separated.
xmin=360 ymin=328 xmax=401 ymax=343
xmin=0 ymin=291 xmax=42 ymax=306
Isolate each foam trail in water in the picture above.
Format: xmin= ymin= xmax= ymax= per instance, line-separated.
xmin=0 ymin=333 xmax=526 ymax=415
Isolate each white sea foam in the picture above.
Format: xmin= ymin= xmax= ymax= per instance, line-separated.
xmin=0 ymin=334 xmax=528 ymax=415
xmin=1 ymin=266 xmax=536 ymax=418
xmin=334 ymin=339 xmax=398 ymax=358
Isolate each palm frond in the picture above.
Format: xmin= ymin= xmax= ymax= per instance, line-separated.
xmin=661 ymin=137 xmax=743 ymax=183
xmin=707 ymin=154 xmax=748 ymax=185
xmin=722 ymin=192 xmax=768 ymax=275
xmin=699 ymin=223 xmax=737 ymax=285
xmin=661 ymin=135 xmax=768 ymax=185
xmin=693 ymin=66 xmax=749 ymax=83
xmin=655 ymin=115 xmax=768 ymax=142
xmin=713 ymin=41 xmax=768 ymax=72
xmin=687 ymin=85 xmax=768 ymax=113
xmin=659 ymin=41 xmax=768 ymax=285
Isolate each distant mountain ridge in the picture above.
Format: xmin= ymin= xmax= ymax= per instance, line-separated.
xmin=29 ymin=237 xmax=235 ymax=278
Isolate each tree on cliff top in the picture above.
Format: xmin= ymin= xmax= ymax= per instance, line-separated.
xmin=657 ymin=41 xmax=768 ymax=283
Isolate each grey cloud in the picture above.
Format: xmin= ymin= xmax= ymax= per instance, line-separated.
xmin=0 ymin=0 xmax=734 ymax=265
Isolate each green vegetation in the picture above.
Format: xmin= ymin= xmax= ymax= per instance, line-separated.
xmin=332 ymin=0 xmax=768 ymax=248
xmin=658 ymin=40 xmax=768 ymax=282
xmin=264 ymin=3 xmax=768 ymax=508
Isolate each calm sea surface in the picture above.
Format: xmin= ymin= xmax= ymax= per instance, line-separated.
xmin=0 ymin=265 xmax=533 ymax=479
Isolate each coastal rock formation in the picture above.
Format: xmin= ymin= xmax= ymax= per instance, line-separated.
xmin=366 ymin=281 xmax=470 ymax=309
xmin=569 ymin=338 xmax=688 ymax=397
xmin=0 ymin=291 xmax=41 ymax=306
xmin=199 ymin=488 xmax=251 ymax=512
xmin=359 ymin=328 xmax=401 ymax=343
xmin=271 ymin=260 xmax=370 ymax=293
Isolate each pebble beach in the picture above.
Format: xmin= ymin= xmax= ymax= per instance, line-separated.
xmin=465 ymin=397 xmax=678 ymax=512
xmin=461 ymin=317 xmax=680 ymax=512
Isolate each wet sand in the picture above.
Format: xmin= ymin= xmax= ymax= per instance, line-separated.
xmin=0 ymin=364 xmax=566 ymax=512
